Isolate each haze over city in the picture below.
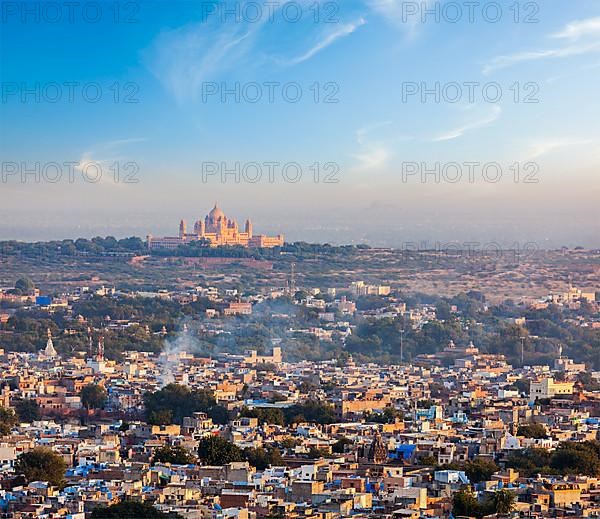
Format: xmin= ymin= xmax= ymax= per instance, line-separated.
xmin=2 ymin=0 xmax=600 ymax=246
xmin=3 ymin=3 xmax=600 ymax=518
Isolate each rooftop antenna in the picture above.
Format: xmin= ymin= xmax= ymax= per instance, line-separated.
xmin=519 ymin=336 xmax=526 ymax=366
xmin=290 ymin=262 xmax=296 ymax=295
xmin=399 ymin=329 xmax=405 ymax=366
xmin=97 ymin=336 xmax=104 ymax=362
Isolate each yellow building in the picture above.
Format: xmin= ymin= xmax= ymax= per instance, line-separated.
xmin=549 ymin=483 xmax=581 ymax=507
xmin=148 ymin=204 xmax=284 ymax=250
xmin=530 ymin=377 xmax=574 ymax=400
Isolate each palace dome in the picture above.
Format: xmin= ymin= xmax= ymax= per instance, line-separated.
xmin=208 ymin=204 xmax=225 ymax=220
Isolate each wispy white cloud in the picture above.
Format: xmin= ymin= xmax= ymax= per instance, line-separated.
xmin=484 ymin=17 xmax=600 ymax=74
xmin=145 ymin=21 xmax=258 ymax=102
xmin=353 ymin=144 xmax=391 ymax=171
xmin=146 ymin=1 xmax=366 ymax=101
xmin=75 ymin=139 xmax=144 ymax=187
xmin=484 ymin=42 xmax=600 ymax=75
xmin=352 ymin=122 xmax=412 ymax=171
xmin=431 ymin=106 xmax=501 ymax=142
xmin=356 ymin=121 xmax=392 ymax=145
xmin=527 ymin=138 xmax=594 ymax=160
xmin=368 ymin=0 xmax=441 ymax=37
xmin=279 ymin=18 xmax=366 ymax=66
xmin=553 ymin=17 xmax=600 ymax=40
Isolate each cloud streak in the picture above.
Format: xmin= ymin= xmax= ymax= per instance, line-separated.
xmin=368 ymin=0 xmax=442 ymax=36
xmin=352 ymin=122 xmax=413 ymax=172
xmin=553 ymin=17 xmax=600 ymax=40
xmin=484 ymin=17 xmax=600 ymax=74
xmin=279 ymin=18 xmax=366 ymax=66
xmin=146 ymin=1 xmax=366 ymax=101
xmin=527 ymin=138 xmax=594 ymax=160
xmin=431 ymin=106 xmax=501 ymax=142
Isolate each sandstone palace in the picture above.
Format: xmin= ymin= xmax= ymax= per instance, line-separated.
xmin=147 ymin=204 xmax=284 ymax=250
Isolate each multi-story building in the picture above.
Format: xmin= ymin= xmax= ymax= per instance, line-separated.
xmin=147 ymin=204 xmax=284 ymax=249
xmin=530 ymin=377 xmax=574 ymax=400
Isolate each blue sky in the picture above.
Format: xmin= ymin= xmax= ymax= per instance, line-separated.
xmin=1 ymin=0 xmax=600 ymax=246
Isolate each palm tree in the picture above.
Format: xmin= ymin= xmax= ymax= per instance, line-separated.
xmin=492 ymin=489 xmax=516 ymax=515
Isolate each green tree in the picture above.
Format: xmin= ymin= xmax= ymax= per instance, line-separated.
xmin=443 ymin=458 xmax=499 ymax=483
xmin=90 ymin=501 xmax=183 ymax=518
xmin=14 ymin=399 xmax=41 ymax=422
xmin=464 ymin=458 xmax=499 ymax=483
xmin=280 ymin=437 xmax=302 ymax=449
xmin=144 ymin=384 xmax=227 ymax=425
xmin=80 ymin=384 xmax=108 ymax=410
xmin=0 ymin=407 xmax=18 ymax=435
xmin=418 ymin=455 xmax=438 ymax=466
xmin=517 ymin=423 xmax=547 ymax=439
xmin=243 ymin=447 xmax=283 ymax=470
xmin=577 ymin=372 xmax=600 ymax=391
xmin=366 ymin=406 xmax=403 ymax=424
xmin=153 ymin=445 xmax=196 ymax=465
xmin=148 ymin=409 xmax=173 ymax=425
xmin=14 ymin=276 xmax=35 ymax=295
xmin=490 ymin=489 xmax=516 ymax=515
xmin=509 ymin=378 xmax=530 ymax=394
xmin=283 ymin=400 xmax=335 ymax=425
xmin=332 ymin=437 xmax=352 ymax=454
xmin=505 ymin=448 xmax=552 ymax=477
xmin=197 ymin=436 xmax=243 ymax=466
xmin=308 ymin=446 xmax=331 ymax=459
xmin=14 ymin=447 xmax=67 ymax=486
xmin=452 ymin=487 xmax=481 ymax=517
xmin=239 ymin=406 xmax=284 ymax=426
xmin=551 ymin=441 xmax=600 ymax=476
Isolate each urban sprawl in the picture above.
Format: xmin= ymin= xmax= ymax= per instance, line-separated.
xmin=0 ymin=242 xmax=599 ymax=519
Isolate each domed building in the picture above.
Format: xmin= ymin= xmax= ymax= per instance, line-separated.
xmin=148 ymin=204 xmax=284 ymax=250
xmin=40 ymin=328 xmax=57 ymax=359
xmin=206 ymin=204 xmax=225 ymax=224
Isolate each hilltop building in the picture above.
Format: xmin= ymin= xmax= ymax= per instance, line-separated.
xmin=147 ymin=204 xmax=284 ymax=250
xmin=549 ymin=285 xmax=596 ymax=304
xmin=530 ymin=377 xmax=574 ymax=400
xmin=41 ymin=329 xmax=57 ymax=358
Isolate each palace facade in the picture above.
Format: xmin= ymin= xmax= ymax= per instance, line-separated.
xmin=147 ymin=204 xmax=284 ymax=250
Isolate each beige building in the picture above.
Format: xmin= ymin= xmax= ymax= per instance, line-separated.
xmin=148 ymin=204 xmax=284 ymax=250
xmin=350 ymin=281 xmax=391 ymax=296
xmin=243 ymin=347 xmax=282 ymax=366
xmin=530 ymin=377 xmax=574 ymax=400
xmin=550 ymin=286 xmax=596 ymax=304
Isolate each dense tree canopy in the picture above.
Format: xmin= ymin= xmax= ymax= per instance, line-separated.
xmin=14 ymin=399 xmax=41 ymax=422
xmin=517 ymin=423 xmax=547 ymax=439
xmin=14 ymin=448 xmax=67 ymax=486
xmin=0 ymin=407 xmax=18 ymax=435
xmin=283 ymin=400 xmax=335 ymax=425
xmin=243 ymin=447 xmax=283 ymax=470
xmin=143 ymin=384 xmax=228 ymax=425
xmin=239 ymin=406 xmax=285 ymax=426
xmin=14 ymin=276 xmax=35 ymax=294
xmin=197 ymin=436 xmax=243 ymax=465
xmin=153 ymin=445 xmax=196 ymax=465
xmin=453 ymin=487 xmax=516 ymax=519
xmin=506 ymin=442 xmax=600 ymax=477
xmin=90 ymin=500 xmax=183 ymax=518
xmin=443 ymin=458 xmax=499 ymax=484
xmin=80 ymin=384 xmax=108 ymax=410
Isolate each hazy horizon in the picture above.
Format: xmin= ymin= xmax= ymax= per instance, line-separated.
xmin=2 ymin=0 xmax=600 ymax=246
